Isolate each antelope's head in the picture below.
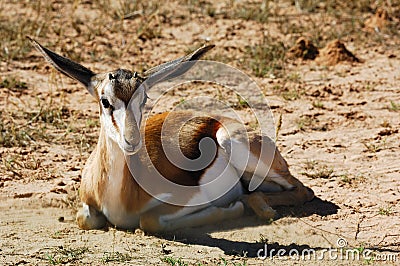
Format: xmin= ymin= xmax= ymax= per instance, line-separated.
xmin=29 ymin=37 xmax=213 ymax=155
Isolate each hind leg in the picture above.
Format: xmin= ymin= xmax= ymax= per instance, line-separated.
xmin=242 ymin=171 xmax=314 ymax=219
xmin=242 ymin=134 xmax=315 ymax=203
xmin=224 ymin=131 xmax=314 ymax=217
xmin=216 ymin=127 xmax=295 ymax=191
xmin=140 ymin=201 xmax=244 ymax=233
xmin=216 ymin=127 xmax=314 ymax=218
xmin=242 ymin=192 xmax=277 ymax=219
xmin=242 ymin=177 xmax=314 ymax=219
xmin=244 ymin=136 xmax=314 ymax=218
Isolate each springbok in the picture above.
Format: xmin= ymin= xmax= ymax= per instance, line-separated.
xmin=29 ymin=37 xmax=314 ymax=232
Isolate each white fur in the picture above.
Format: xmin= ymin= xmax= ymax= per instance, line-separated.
xmin=160 ymin=148 xmax=243 ymax=224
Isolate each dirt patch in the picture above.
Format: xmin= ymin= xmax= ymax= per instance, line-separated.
xmin=316 ymin=40 xmax=361 ymax=65
xmin=287 ymin=37 xmax=319 ymax=60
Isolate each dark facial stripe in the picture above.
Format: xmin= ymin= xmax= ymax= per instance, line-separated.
xmin=111 ymin=113 xmax=119 ymax=133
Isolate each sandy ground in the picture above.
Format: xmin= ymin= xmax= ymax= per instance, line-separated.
xmin=1 ymin=1 xmax=399 ymax=265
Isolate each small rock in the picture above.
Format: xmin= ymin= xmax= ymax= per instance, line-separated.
xmin=57 ymin=181 xmax=66 ymax=186
xmin=14 ymin=192 xmax=33 ymax=198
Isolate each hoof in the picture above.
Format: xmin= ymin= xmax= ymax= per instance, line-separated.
xmin=76 ymin=204 xmax=107 ymax=230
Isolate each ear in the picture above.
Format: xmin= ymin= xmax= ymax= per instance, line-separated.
xmin=28 ymin=36 xmax=96 ymax=96
xmin=142 ymin=44 xmax=214 ymax=89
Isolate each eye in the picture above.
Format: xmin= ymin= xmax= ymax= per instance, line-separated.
xmin=101 ymin=98 xmax=111 ymax=109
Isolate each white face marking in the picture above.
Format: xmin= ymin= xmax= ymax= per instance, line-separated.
xmin=99 ymin=81 xmax=127 ymax=147
xmin=95 ymin=73 xmax=146 ymax=155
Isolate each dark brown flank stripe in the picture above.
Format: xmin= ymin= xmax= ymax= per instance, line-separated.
xmin=111 ymin=113 xmax=119 ymax=132
xmin=142 ymin=112 xmax=222 ymax=187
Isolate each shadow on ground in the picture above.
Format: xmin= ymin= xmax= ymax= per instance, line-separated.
xmin=158 ymin=197 xmax=340 ymax=257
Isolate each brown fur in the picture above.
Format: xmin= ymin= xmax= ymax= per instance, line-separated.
xmin=119 ymin=162 xmax=153 ymax=213
xmin=79 ymin=110 xmax=314 ymax=229
xmin=79 ymin=128 xmax=109 ymax=211
xmin=80 ymin=111 xmax=224 ymax=215
xmin=80 ymin=121 xmax=153 ymax=214
xmin=248 ymin=134 xmax=291 ymax=178
xmin=244 ymin=134 xmax=314 ymax=215
xmin=116 ymin=111 xmax=224 ymax=215
xmin=141 ymin=112 xmax=221 ymax=186
xmin=112 ymin=69 xmax=141 ymax=105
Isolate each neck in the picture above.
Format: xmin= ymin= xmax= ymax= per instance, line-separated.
xmin=100 ymin=128 xmax=128 ymax=189
xmin=79 ymin=127 xmax=112 ymax=210
xmin=98 ymin=126 xmax=150 ymax=214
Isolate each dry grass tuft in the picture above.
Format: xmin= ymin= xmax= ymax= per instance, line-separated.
xmin=245 ymin=36 xmax=287 ymax=78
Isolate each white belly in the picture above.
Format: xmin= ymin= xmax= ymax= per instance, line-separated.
xmin=199 ymin=148 xmax=243 ymax=207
